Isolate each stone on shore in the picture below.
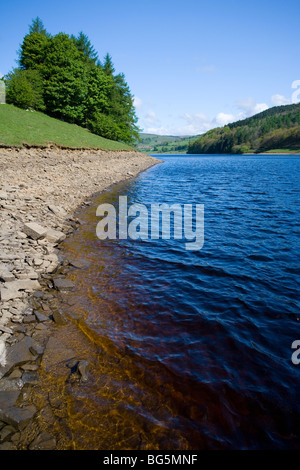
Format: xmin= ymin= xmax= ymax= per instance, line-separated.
xmin=0 ymin=267 xmax=15 ymax=283
xmin=45 ymin=228 xmax=66 ymax=244
xmin=23 ymin=223 xmax=47 ymax=240
xmin=0 ymin=280 xmax=41 ymax=302
xmin=48 ymin=204 xmax=67 ymax=218
xmin=0 ymin=391 xmax=36 ymax=431
xmin=0 ymin=390 xmax=36 ymax=430
xmin=0 ymin=336 xmax=35 ymax=379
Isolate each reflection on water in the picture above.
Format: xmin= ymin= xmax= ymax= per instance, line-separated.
xmin=37 ymin=155 xmax=300 ymax=449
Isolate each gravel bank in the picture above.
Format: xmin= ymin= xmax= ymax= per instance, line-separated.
xmin=0 ymin=147 xmax=161 ymax=449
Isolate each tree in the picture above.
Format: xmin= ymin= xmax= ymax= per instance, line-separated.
xmin=41 ymin=33 xmax=88 ymax=123
xmin=84 ymin=64 xmax=112 ymax=119
xmin=19 ymin=32 xmax=50 ymax=70
xmin=87 ymin=112 xmax=124 ymax=141
xmin=104 ymin=71 xmax=140 ymax=143
xmin=28 ymin=17 xmax=49 ymax=36
xmin=5 ymin=68 xmax=45 ymax=110
xmin=103 ymin=53 xmax=115 ymax=76
xmin=10 ymin=18 xmax=141 ymax=144
xmin=71 ymin=32 xmax=98 ymax=64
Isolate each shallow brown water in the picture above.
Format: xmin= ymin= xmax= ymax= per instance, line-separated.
xmin=34 ymin=155 xmax=300 ymax=450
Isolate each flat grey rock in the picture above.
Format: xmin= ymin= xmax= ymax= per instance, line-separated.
xmin=29 ymin=432 xmax=56 ymax=450
xmin=0 ymin=279 xmax=41 ymax=301
xmin=45 ymin=229 xmax=66 ymax=244
xmin=23 ymin=223 xmax=47 ymax=240
xmin=53 ymin=278 xmax=75 ymax=291
xmin=0 ymin=391 xmax=36 ymax=430
xmin=0 ymin=336 xmax=35 ymax=379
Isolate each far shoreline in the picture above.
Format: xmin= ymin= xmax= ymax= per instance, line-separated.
xmin=147 ymin=151 xmax=300 ymax=156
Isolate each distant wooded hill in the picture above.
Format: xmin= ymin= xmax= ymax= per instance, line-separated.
xmin=188 ymin=103 xmax=300 ymax=154
xmin=135 ymin=134 xmax=197 ymax=154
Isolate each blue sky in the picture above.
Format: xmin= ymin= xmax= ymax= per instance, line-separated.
xmin=1 ymin=0 xmax=299 ymax=135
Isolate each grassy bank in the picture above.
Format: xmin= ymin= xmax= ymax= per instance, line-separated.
xmin=0 ymin=104 xmax=132 ymax=150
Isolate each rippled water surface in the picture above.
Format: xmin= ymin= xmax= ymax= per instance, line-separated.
xmin=51 ymin=155 xmax=300 ymax=449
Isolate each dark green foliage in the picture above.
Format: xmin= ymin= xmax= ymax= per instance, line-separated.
xmin=41 ymin=33 xmax=88 ymax=124
xmin=188 ymin=103 xmax=300 ymax=154
xmin=87 ymin=112 xmax=124 ymax=141
xmin=19 ymin=32 xmax=50 ymax=70
xmin=6 ymin=17 xmax=139 ymax=144
xmin=71 ymin=32 xmax=99 ymax=64
xmin=5 ymin=68 xmax=45 ymax=110
xmin=28 ymin=17 xmax=50 ymax=36
xmin=103 ymin=53 xmax=115 ymax=76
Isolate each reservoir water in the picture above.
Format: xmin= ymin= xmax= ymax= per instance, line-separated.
xmin=42 ymin=154 xmax=300 ymax=449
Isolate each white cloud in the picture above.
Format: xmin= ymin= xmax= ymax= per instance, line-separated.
xmin=141 ymin=112 xmax=213 ymax=136
xmin=138 ymin=89 xmax=296 ymax=137
xmin=236 ymin=97 xmax=269 ymax=118
xmin=133 ymin=96 xmax=143 ymax=110
xmin=214 ymin=112 xmax=235 ymax=126
xmin=182 ymin=112 xmax=208 ymax=123
xmin=270 ymin=94 xmax=291 ymax=106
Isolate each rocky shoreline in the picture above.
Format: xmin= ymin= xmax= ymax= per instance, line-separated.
xmin=0 ymin=147 xmax=161 ymax=449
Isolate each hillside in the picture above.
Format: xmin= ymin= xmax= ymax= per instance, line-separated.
xmin=188 ymin=103 xmax=300 ymax=154
xmin=0 ymin=104 xmax=131 ymax=150
xmin=136 ymin=133 xmax=194 ymax=154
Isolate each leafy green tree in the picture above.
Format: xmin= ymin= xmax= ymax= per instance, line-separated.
xmin=5 ymin=68 xmax=45 ymax=110
xmin=19 ymin=32 xmax=50 ymax=70
xmin=84 ymin=64 xmax=112 ymax=119
xmin=86 ymin=111 xmax=124 ymax=141
xmin=71 ymin=32 xmax=99 ymax=64
xmin=11 ymin=17 xmax=141 ymax=144
xmin=41 ymin=33 xmax=88 ymax=123
xmin=103 ymin=53 xmax=115 ymax=76
xmin=106 ymin=71 xmax=140 ymax=143
xmin=29 ymin=17 xmax=50 ymax=36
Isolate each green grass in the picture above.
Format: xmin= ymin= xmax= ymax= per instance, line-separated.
xmin=0 ymin=104 xmax=132 ymax=150
xmin=258 ymin=148 xmax=300 ymax=154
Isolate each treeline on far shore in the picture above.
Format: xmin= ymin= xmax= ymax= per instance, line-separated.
xmin=4 ymin=17 xmax=139 ymax=144
xmin=187 ymin=103 xmax=300 ymax=154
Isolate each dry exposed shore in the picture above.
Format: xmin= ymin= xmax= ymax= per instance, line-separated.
xmin=0 ymin=147 xmax=161 ymax=449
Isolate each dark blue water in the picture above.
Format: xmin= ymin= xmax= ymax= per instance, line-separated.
xmin=61 ymin=154 xmax=300 ymax=449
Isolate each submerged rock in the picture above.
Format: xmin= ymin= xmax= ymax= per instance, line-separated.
xmin=0 ymin=336 xmax=35 ymax=379
xmin=29 ymin=432 xmax=56 ymax=450
xmin=53 ymin=278 xmax=75 ymax=292
xmin=0 ymin=390 xmax=36 ymax=430
xmin=51 ymin=308 xmax=68 ymax=325
xmin=77 ymin=360 xmax=90 ymax=382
